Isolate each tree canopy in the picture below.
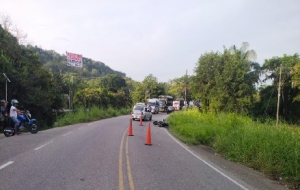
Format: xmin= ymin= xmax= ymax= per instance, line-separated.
xmin=131 ymin=74 xmax=166 ymax=104
xmin=191 ymin=42 xmax=261 ymax=113
xmin=256 ymin=54 xmax=300 ymax=122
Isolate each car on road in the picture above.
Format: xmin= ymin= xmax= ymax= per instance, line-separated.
xmin=135 ymin=102 xmax=146 ymax=106
xmin=131 ymin=105 xmax=152 ymax=121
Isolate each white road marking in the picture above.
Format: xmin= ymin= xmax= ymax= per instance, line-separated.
xmin=63 ymin=132 xmax=73 ymax=136
xmin=165 ymin=129 xmax=249 ymax=190
xmin=0 ymin=161 xmax=14 ymax=170
xmin=34 ymin=141 xmax=53 ymax=150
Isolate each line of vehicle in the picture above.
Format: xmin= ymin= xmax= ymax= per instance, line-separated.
xmin=126 ymin=133 xmax=135 ymax=190
xmin=165 ymin=128 xmax=249 ymax=190
xmin=0 ymin=161 xmax=14 ymax=170
xmin=34 ymin=141 xmax=54 ymax=150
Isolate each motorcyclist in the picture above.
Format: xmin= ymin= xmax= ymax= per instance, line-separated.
xmin=9 ymin=99 xmax=23 ymax=133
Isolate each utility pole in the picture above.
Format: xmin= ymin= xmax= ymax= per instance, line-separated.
xmin=145 ymin=90 xmax=150 ymax=102
xmin=276 ymin=64 xmax=282 ymax=126
xmin=3 ymin=73 xmax=11 ymax=101
xmin=185 ymin=70 xmax=187 ymax=105
xmin=69 ymin=75 xmax=74 ymax=111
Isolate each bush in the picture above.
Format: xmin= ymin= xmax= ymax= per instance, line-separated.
xmin=55 ymin=106 xmax=131 ymax=127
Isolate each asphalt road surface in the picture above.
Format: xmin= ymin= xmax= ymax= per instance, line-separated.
xmin=0 ymin=113 xmax=287 ymax=190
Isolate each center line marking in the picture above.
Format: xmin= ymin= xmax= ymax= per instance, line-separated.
xmin=0 ymin=161 xmax=14 ymax=170
xmin=119 ymin=130 xmax=126 ymax=190
xmin=126 ymin=134 xmax=135 ymax=190
xmin=34 ymin=141 xmax=53 ymax=150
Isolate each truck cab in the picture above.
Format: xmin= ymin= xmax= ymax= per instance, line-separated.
xmin=158 ymin=95 xmax=173 ymax=112
xmin=147 ymin=99 xmax=159 ymax=114
xmin=173 ymin=98 xmax=184 ymax=111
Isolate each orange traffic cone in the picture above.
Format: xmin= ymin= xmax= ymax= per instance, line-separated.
xmin=128 ymin=119 xmax=134 ymax=136
xmin=145 ymin=123 xmax=152 ymax=146
xmin=139 ymin=112 xmax=143 ymax=126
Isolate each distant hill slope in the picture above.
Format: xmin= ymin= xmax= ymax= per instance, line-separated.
xmin=30 ymin=46 xmax=126 ymax=78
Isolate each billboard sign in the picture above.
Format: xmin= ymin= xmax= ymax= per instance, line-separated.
xmin=66 ymin=52 xmax=83 ymax=67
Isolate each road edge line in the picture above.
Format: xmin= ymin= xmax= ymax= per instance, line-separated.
xmin=164 ymin=128 xmax=249 ymax=190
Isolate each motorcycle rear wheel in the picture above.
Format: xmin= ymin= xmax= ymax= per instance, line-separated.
xmin=3 ymin=127 xmax=16 ymax=137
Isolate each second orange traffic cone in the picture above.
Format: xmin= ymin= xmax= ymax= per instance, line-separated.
xmin=145 ymin=123 xmax=152 ymax=146
xmin=128 ymin=119 xmax=133 ymax=136
xmin=139 ymin=111 xmax=143 ymax=126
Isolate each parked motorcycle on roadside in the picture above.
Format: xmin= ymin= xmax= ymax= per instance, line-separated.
xmin=3 ymin=110 xmax=39 ymax=137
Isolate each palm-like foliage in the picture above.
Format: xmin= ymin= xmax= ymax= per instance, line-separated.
xmin=191 ymin=42 xmax=261 ymax=113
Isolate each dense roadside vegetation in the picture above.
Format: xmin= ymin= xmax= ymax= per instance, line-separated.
xmin=167 ymin=109 xmax=300 ymax=188
xmin=54 ymin=107 xmax=131 ymax=128
xmin=0 ymin=22 xmax=132 ymax=128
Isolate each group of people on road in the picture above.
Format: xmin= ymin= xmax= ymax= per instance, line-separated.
xmin=0 ymin=99 xmax=23 ymax=133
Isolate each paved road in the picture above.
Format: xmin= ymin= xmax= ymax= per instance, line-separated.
xmin=0 ymin=113 xmax=287 ymax=190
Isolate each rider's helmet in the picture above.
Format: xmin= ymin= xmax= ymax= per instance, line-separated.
xmin=11 ymin=99 xmax=19 ymax=107
xmin=1 ymin=100 xmax=5 ymax=105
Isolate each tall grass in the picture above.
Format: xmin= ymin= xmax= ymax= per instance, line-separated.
xmin=167 ymin=108 xmax=300 ymax=188
xmin=55 ymin=106 xmax=131 ymax=127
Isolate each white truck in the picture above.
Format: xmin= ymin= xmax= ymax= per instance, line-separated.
xmin=173 ymin=98 xmax=184 ymax=111
xmin=147 ymin=98 xmax=159 ymax=114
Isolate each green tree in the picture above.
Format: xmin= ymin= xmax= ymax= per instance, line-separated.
xmin=0 ymin=24 xmax=65 ymax=127
xmin=73 ymin=88 xmax=106 ymax=109
xmin=167 ymin=75 xmax=191 ymax=102
xmin=191 ymin=42 xmax=261 ymax=113
xmin=291 ymin=58 xmax=300 ymax=101
xmin=260 ymin=54 xmax=300 ymax=122
xmin=131 ymin=82 xmax=145 ymax=103
xmin=142 ymin=74 xmax=165 ymax=99
xmin=131 ymin=74 xmax=165 ymax=104
xmin=99 ymin=74 xmax=127 ymax=93
xmin=190 ymin=51 xmax=222 ymax=112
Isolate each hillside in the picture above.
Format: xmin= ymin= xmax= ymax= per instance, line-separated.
xmin=29 ymin=45 xmax=126 ymax=78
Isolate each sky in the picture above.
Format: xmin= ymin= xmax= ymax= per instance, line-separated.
xmin=1 ymin=0 xmax=300 ymax=83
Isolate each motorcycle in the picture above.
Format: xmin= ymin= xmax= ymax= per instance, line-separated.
xmin=3 ymin=110 xmax=39 ymax=137
xmin=153 ymin=119 xmax=169 ymax=127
